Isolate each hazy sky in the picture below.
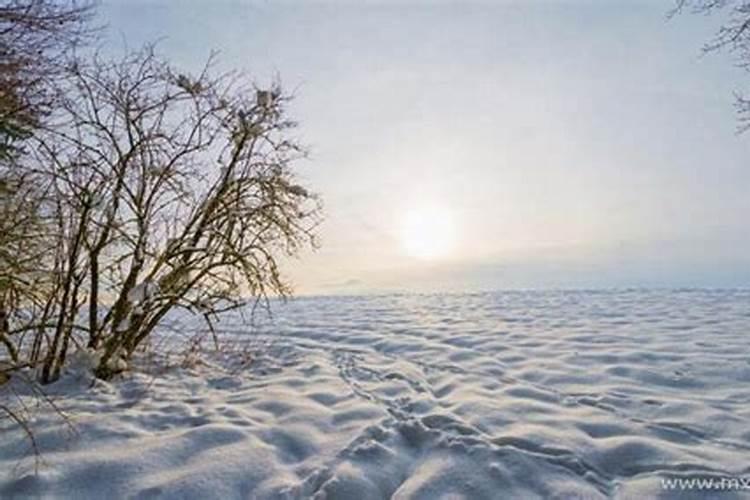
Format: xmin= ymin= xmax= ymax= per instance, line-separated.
xmin=101 ymin=0 xmax=750 ymax=294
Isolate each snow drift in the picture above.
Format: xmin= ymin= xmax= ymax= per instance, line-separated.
xmin=1 ymin=290 xmax=749 ymax=499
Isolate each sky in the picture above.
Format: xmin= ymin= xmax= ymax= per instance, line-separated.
xmin=100 ymin=0 xmax=750 ymax=294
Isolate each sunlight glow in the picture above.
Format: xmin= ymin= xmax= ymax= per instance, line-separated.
xmin=401 ymin=205 xmax=456 ymax=260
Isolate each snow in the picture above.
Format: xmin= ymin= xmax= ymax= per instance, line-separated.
xmin=127 ymin=281 xmax=159 ymax=305
xmin=2 ymin=290 xmax=750 ymax=498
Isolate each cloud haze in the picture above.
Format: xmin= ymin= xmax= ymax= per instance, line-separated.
xmin=102 ymin=0 xmax=750 ymax=293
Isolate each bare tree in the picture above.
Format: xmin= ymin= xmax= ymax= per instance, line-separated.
xmin=12 ymin=46 xmax=320 ymax=382
xmin=0 ymin=173 xmax=54 ymax=366
xmin=672 ymin=0 xmax=750 ymax=131
xmin=1 ymin=0 xmax=95 ymax=382
xmin=0 ymin=0 xmax=95 ymax=158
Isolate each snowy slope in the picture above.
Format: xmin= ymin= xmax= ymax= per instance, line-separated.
xmin=1 ymin=290 xmax=750 ymax=499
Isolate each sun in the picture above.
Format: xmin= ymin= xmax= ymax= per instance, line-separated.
xmin=400 ymin=205 xmax=456 ymax=260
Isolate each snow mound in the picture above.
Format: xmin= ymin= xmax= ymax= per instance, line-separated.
xmin=1 ymin=290 xmax=750 ymax=498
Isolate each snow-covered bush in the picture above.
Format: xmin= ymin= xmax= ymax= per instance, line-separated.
xmin=2 ymin=46 xmax=320 ymax=383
